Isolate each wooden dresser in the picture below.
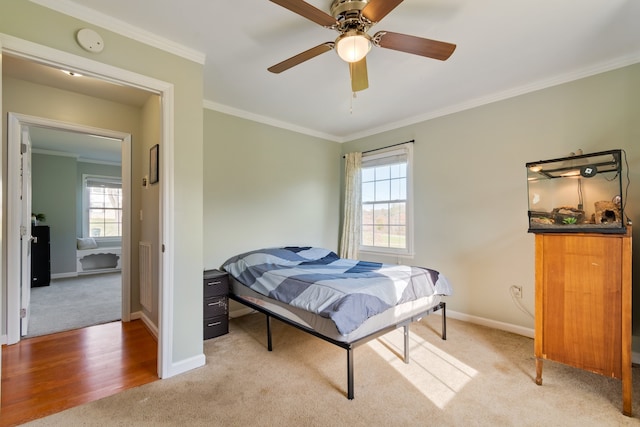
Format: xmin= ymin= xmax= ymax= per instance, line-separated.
xmin=534 ymin=227 xmax=632 ymax=416
xmin=203 ymin=269 xmax=229 ymax=340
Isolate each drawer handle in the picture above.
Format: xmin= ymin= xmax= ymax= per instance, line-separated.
xmin=206 ymin=280 xmax=222 ymax=286
xmin=207 ymin=300 xmax=225 ymax=307
xmin=207 ymin=322 xmax=222 ymax=327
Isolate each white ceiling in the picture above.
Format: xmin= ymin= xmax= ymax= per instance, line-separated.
xmin=2 ymin=54 xmax=146 ymax=163
xmin=28 ymin=126 xmax=123 ymax=164
xmin=27 ymin=0 xmax=640 ymax=142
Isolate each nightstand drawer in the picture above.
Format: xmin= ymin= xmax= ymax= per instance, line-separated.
xmin=203 ymin=269 xmax=229 ymax=340
xmin=204 ymin=315 xmax=228 ymax=339
xmin=204 ymin=296 xmax=228 ymax=318
xmin=203 ymin=271 xmax=229 ymax=298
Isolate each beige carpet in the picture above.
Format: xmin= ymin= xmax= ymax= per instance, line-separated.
xmin=24 ymin=314 xmax=640 ymax=426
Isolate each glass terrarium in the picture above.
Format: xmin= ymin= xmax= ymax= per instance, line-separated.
xmin=526 ymin=149 xmax=626 ymax=234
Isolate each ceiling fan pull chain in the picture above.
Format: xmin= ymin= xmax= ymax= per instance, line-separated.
xmin=350 ymin=91 xmax=356 ymax=114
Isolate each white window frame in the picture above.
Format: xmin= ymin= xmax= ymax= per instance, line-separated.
xmin=359 ymin=143 xmax=414 ymax=257
xmin=82 ymin=174 xmax=123 ymax=244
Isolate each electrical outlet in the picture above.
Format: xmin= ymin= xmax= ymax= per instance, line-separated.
xmin=512 ymin=286 xmax=523 ymax=299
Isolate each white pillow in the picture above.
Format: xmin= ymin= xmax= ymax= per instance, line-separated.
xmin=77 ymin=237 xmax=98 ymax=250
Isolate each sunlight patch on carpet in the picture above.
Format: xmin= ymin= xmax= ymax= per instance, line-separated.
xmin=368 ymin=328 xmax=477 ymax=408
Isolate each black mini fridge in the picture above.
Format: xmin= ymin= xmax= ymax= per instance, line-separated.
xmin=31 ymin=225 xmax=51 ymax=287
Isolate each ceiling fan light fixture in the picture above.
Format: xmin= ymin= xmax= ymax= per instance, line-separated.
xmin=335 ymin=31 xmax=371 ymax=63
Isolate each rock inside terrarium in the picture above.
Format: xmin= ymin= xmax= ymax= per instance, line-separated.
xmin=552 ymin=206 xmax=585 ymax=225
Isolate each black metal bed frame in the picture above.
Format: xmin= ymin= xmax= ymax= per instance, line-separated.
xmin=229 ymin=293 xmax=447 ymax=399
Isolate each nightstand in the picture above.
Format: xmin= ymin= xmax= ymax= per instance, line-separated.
xmin=203 ymin=269 xmax=229 ymax=340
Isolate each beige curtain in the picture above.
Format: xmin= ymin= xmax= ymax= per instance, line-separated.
xmin=339 ymin=152 xmax=362 ymax=259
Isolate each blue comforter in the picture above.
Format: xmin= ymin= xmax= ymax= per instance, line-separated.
xmin=222 ymin=247 xmax=453 ymax=336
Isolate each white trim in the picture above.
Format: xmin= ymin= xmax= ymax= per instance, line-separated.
xmin=6 ymin=114 xmax=22 ymax=344
xmin=166 ymin=354 xmax=207 ymax=378
xmin=82 ymin=173 xmax=123 ymax=239
xmin=32 ymin=148 xmax=122 ymax=166
xmin=6 ymin=113 xmax=132 ymax=342
xmin=442 ymin=308 xmax=535 ymax=339
xmin=359 ymin=143 xmax=414 ymax=257
xmin=0 ymin=33 xmax=167 ymax=94
xmin=442 ymin=309 xmax=640 ymax=366
xmin=1 ymin=34 xmax=180 ymax=379
xmin=159 ymin=85 xmax=176 ymax=378
xmin=203 ymin=100 xmax=341 ymax=143
xmin=29 ymin=0 xmax=205 ymax=65
xmin=229 ymin=307 xmax=255 ymax=319
xmin=131 ymin=310 xmax=159 ymax=340
xmin=32 ymin=148 xmax=79 ymax=159
xmin=212 ymin=55 xmax=640 ymax=144
xmin=344 ymin=54 xmax=640 ymax=142
xmin=51 ymin=272 xmax=78 ymax=279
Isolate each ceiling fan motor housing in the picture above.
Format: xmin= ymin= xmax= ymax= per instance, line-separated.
xmin=331 ymin=0 xmax=371 ymax=32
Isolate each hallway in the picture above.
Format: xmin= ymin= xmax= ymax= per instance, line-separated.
xmin=1 ymin=320 xmax=157 ymax=426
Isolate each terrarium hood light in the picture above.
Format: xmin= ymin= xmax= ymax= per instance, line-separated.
xmin=335 ymin=30 xmax=371 ymax=63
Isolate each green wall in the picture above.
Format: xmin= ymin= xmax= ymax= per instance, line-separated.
xmin=2 ymin=1 xmax=204 ymax=372
xmin=32 ymin=153 xmax=76 ymax=274
xmin=31 ymin=154 xmax=121 ymax=275
xmin=202 ymin=110 xmax=341 ymax=271
xmin=342 ymin=63 xmax=640 ymax=336
xmin=2 ymin=75 xmax=142 ymax=317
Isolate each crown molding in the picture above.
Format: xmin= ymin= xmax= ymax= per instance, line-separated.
xmin=30 ymin=0 xmax=206 ymax=64
xmin=344 ymin=53 xmax=640 ymax=142
xmin=203 ymin=99 xmax=342 ymax=143
xmin=207 ymin=53 xmax=640 ymax=144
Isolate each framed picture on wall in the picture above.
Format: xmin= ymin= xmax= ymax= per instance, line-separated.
xmin=150 ymin=144 xmax=159 ymax=184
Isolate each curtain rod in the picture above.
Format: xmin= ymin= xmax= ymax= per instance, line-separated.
xmin=363 ymin=139 xmax=414 ymax=154
xmin=342 ymin=139 xmax=414 ymax=158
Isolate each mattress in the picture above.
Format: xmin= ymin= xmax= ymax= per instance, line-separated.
xmin=230 ymin=276 xmax=442 ymax=344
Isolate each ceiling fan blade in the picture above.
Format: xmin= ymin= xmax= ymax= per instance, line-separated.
xmin=375 ymin=31 xmax=456 ymax=61
xmin=270 ymin=0 xmax=337 ymax=27
xmin=362 ymin=0 xmax=404 ymax=23
xmin=349 ymin=57 xmax=369 ymax=92
xmin=268 ymin=42 xmax=334 ymax=74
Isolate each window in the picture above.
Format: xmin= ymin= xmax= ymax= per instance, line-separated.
xmin=83 ymin=175 xmax=123 ymax=239
xmin=360 ymin=144 xmax=413 ymax=256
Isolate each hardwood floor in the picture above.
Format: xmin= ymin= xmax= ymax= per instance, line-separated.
xmin=1 ymin=320 xmax=158 ymax=427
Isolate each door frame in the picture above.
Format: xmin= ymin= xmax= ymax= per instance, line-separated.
xmin=7 ymin=113 xmax=132 ymax=343
xmin=1 ymin=34 xmax=176 ymax=378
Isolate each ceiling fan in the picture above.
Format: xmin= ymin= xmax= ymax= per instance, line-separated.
xmin=267 ymin=0 xmax=457 ymax=92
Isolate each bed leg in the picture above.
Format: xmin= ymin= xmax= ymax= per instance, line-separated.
xmin=266 ymin=314 xmax=273 ymax=351
xmin=441 ymin=302 xmax=447 ymax=340
xmin=347 ymin=346 xmax=354 ymax=400
xmin=403 ymin=324 xmax=410 ymax=364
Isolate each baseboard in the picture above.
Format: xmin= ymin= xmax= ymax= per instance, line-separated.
xmin=130 ymin=310 xmax=158 ymax=340
xmin=165 ymin=354 xmax=206 ymax=379
xmin=443 ymin=309 xmax=535 ymax=338
xmin=442 ymin=309 xmax=640 ymax=365
xmin=51 ymin=272 xmax=78 ymax=279
xmin=229 ymin=306 xmax=255 ymax=319
xmin=128 ymin=312 xmax=205 ymax=379
xmin=232 ymin=304 xmax=640 ymax=367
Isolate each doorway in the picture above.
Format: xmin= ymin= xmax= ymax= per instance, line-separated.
xmin=7 ymin=113 xmax=132 ymax=343
xmin=1 ymin=34 xmax=176 ymax=381
xmin=19 ymin=121 xmax=128 ymax=338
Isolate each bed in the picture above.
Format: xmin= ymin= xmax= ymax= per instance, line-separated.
xmin=222 ymin=246 xmax=453 ymax=399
